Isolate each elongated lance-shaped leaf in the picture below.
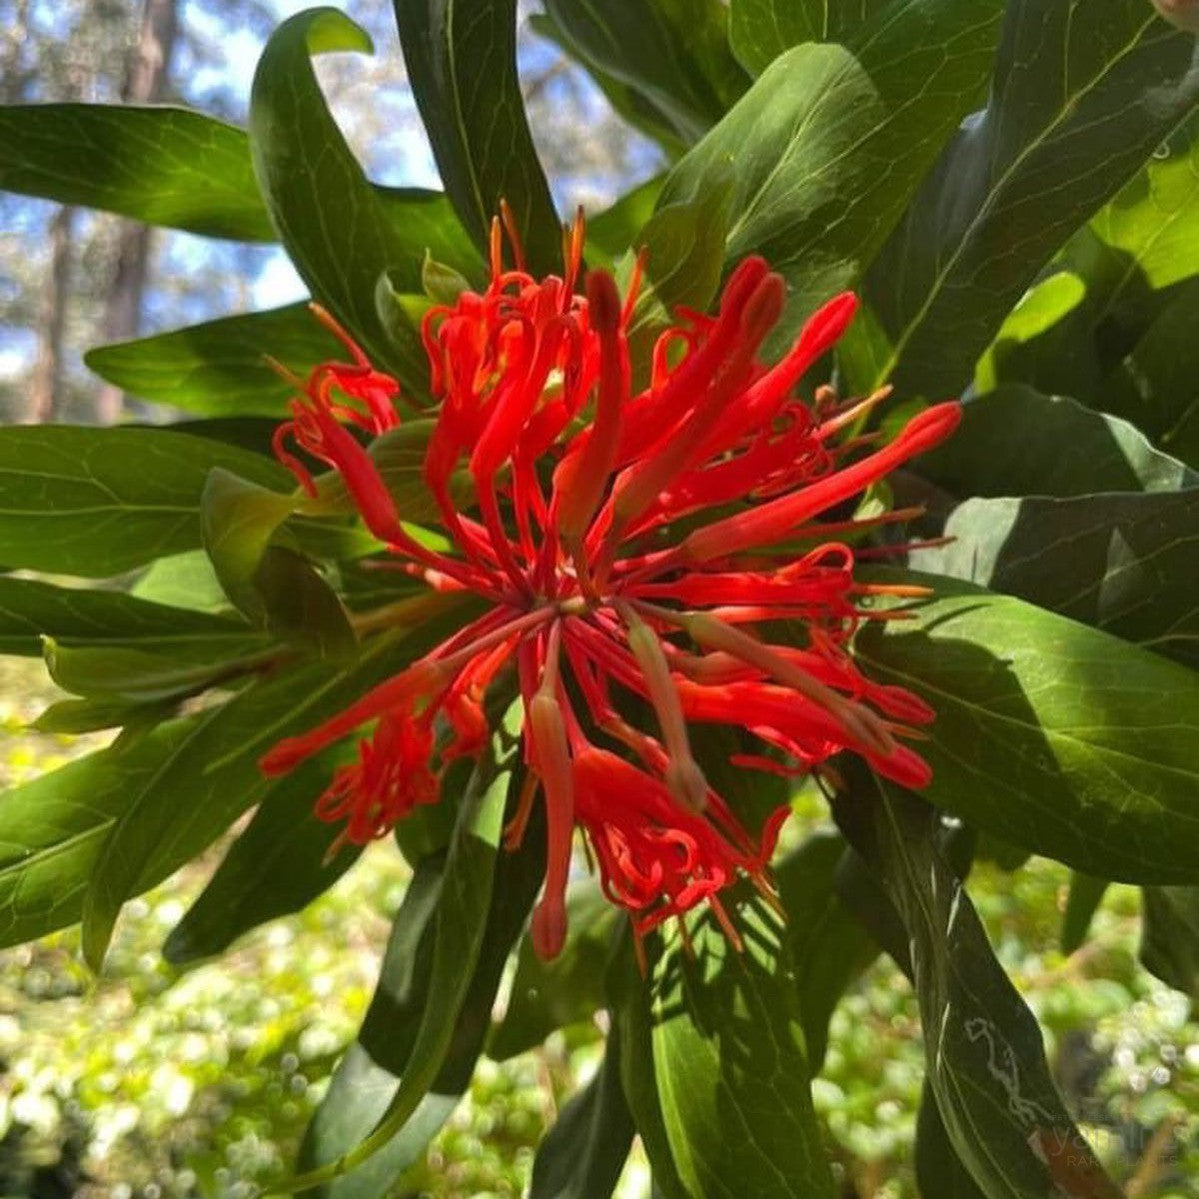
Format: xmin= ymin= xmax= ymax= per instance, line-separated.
xmin=163 ymin=751 xmax=363 ymax=966
xmin=529 ymin=1020 xmax=636 ymax=1199
xmin=249 ymin=9 xmax=477 ymax=378
xmin=0 ymin=426 xmax=289 ymax=577
xmin=853 ymin=572 xmax=1199 ymax=883
xmin=658 ymin=0 xmax=1005 ymax=341
xmin=394 ymin=0 xmax=561 ymax=273
xmin=907 ymin=490 xmax=1199 ymax=670
xmin=299 ymin=781 xmax=545 ymax=1198
xmin=914 ymin=386 xmax=1199 ymax=499
xmin=84 ymin=303 xmax=344 ymax=417
xmin=78 ymin=594 xmax=471 ymax=971
xmin=272 ymin=712 xmax=524 ymax=1193
xmin=1140 ymin=886 xmax=1199 ymax=999
xmin=866 ymin=0 xmax=1199 ymax=398
xmin=834 ymin=765 xmax=1123 ymax=1199
xmin=729 ymin=0 xmax=891 ymax=76
xmin=615 ymin=890 xmax=837 ymax=1199
xmin=542 ymin=0 xmax=749 ymax=146
xmin=0 ymin=575 xmax=251 ymax=658
xmin=0 ymin=103 xmax=275 ymax=241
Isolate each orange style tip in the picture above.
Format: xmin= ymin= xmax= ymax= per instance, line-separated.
xmin=531 ymin=895 xmax=568 ymax=961
xmin=585 ymin=270 xmax=622 ymax=333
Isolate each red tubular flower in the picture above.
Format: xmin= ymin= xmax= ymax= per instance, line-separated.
xmin=261 ymin=214 xmax=961 ymax=960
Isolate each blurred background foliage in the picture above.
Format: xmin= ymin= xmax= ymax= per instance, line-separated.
xmin=0 ymin=651 xmax=1194 ymax=1196
xmin=0 ymin=0 xmax=1196 ymax=1196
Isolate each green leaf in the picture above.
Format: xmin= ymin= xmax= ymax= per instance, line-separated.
xmin=1140 ymin=886 xmax=1199 ymax=999
xmin=854 ymin=573 xmax=1199 ymax=883
xmin=916 ymin=386 xmax=1198 ymax=498
xmin=43 ymin=636 xmax=269 ymax=703
xmin=908 ymin=491 xmax=1199 ymax=669
xmin=729 ymin=0 xmax=890 ymax=76
xmin=0 ymin=426 xmax=290 ymax=577
xmin=867 ymin=0 xmax=1199 ymax=397
xmin=77 ymin=597 xmax=468 ymax=970
xmin=587 ymin=175 xmax=665 ymax=264
xmin=639 ymin=894 xmax=836 ymax=1199
xmin=542 ymin=0 xmax=749 ymax=146
xmin=282 ymin=722 xmax=529 ymax=1191
xmin=296 ymin=854 xmax=450 ymax=1198
xmin=659 ymin=2 xmax=1005 ymax=338
xmin=607 ymin=937 xmax=690 ymax=1199
xmin=527 ymin=13 xmax=686 ymax=156
xmin=489 ymin=879 xmax=616 ymax=1061
xmin=914 ymin=1079 xmax=989 ymax=1199
xmin=1061 ymin=872 xmax=1110 ymax=956
xmin=774 ymin=829 xmax=878 ymax=1071
xmin=163 ymin=752 xmax=362 ymax=965
xmin=132 ymin=550 xmax=231 ymax=614
xmin=249 ymin=9 xmax=475 ymax=377
xmin=200 ymin=469 xmax=358 ymax=657
xmin=394 ymin=0 xmax=561 ymax=273
xmin=0 ymin=103 xmax=275 ymax=241
xmin=834 ymin=768 xmax=1122 ymax=1199
xmin=32 ymin=696 xmax=173 ymax=736
xmin=0 ymin=719 xmax=194 ymax=949
xmin=621 ymin=181 xmax=733 ymax=377
xmin=84 ymin=303 xmax=344 ymax=417
xmin=305 ymin=789 xmax=545 ymax=1199
xmin=529 ymin=1024 xmax=636 ymax=1199
xmin=0 ymin=575 xmax=251 ymax=657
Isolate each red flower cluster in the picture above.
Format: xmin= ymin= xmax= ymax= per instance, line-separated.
xmin=261 ymin=218 xmax=960 ymax=959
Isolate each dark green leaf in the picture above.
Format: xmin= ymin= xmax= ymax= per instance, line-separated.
xmin=0 ymin=103 xmax=275 ymax=241
xmin=284 ymin=721 xmax=527 ymax=1191
xmin=527 ymin=12 xmax=686 ymax=156
xmin=638 ymin=893 xmax=836 ymax=1199
xmin=529 ymin=1024 xmax=636 ymax=1199
xmin=489 ymin=879 xmax=616 ymax=1061
xmin=542 ymin=0 xmax=748 ymax=146
xmin=854 ymin=573 xmax=1199 ymax=883
xmin=299 ymin=855 xmax=446 ymax=1196
xmin=660 ymin=2 xmax=1005 ymax=339
xmin=908 ymin=491 xmax=1199 ymax=669
xmin=607 ymin=934 xmax=701 ymax=1199
xmin=1140 ymin=886 xmax=1199 ymax=1000
xmin=0 ymin=426 xmax=289 ymax=577
xmin=867 ymin=1 xmax=1199 ymax=398
xmin=249 ymin=9 xmax=475 ymax=377
xmin=729 ymin=0 xmax=890 ymax=76
xmin=43 ymin=636 xmax=269 ymax=703
xmin=916 ymin=385 xmax=1198 ymax=498
xmin=84 ymin=303 xmax=343 ymax=417
xmin=1061 ymin=873 xmax=1110 ymax=957
xmin=913 ymin=1079 xmax=992 ymax=1199
xmin=0 ymin=575 xmax=251 ymax=657
xmin=775 ymin=829 xmax=878 ymax=1070
xmin=77 ymin=596 xmax=469 ymax=970
xmin=163 ymin=752 xmax=362 ymax=965
xmin=835 ymin=768 xmax=1122 ymax=1199
xmin=32 ymin=696 xmax=174 ymax=736
xmin=394 ymin=0 xmax=561 ymax=273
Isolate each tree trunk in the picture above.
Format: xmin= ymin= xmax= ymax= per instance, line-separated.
xmin=94 ymin=0 xmax=180 ymax=424
xmin=25 ymin=205 xmax=76 ymax=424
